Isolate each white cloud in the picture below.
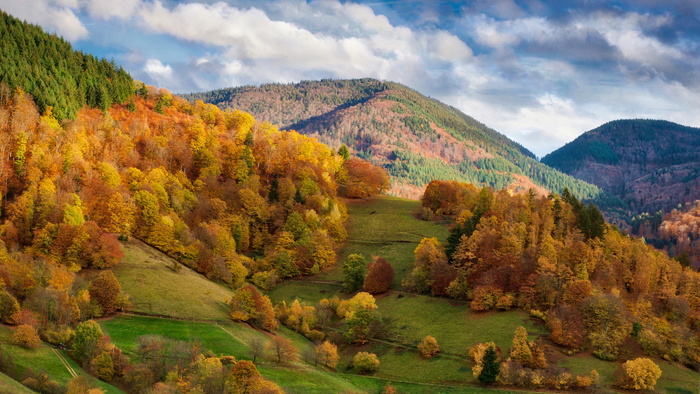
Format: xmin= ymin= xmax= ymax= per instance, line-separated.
xmin=4 ymin=0 xmax=700 ymax=157
xmin=82 ymin=0 xmax=140 ymax=20
xmin=0 ymin=0 xmax=88 ymax=41
xmin=144 ymin=58 xmax=174 ymax=86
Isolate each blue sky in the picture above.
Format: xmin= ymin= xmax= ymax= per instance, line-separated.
xmin=1 ymin=0 xmax=699 ymax=157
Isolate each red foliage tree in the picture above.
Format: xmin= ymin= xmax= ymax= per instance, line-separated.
xmin=363 ymin=257 xmax=394 ymax=294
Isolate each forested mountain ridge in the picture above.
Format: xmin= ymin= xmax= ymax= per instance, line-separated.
xmin=183 ymin=79 xmax=608 ymax=202
xmin=542 ymin=119 xmax=700 ymax=217
xmin=0 ymin=10 xmax=133 ymax=120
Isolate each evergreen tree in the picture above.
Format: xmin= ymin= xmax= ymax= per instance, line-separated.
xmin=478 ymin=346 xmax=499 ymax=384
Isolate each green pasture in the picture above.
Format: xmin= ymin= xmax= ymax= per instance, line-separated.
xmin=115 ymin=238 xmax=233 ymax=321
xmin=323 ymin=196 xmax=449 ymax=287
xmin=0 ymin=371 xmax=35 ymax=393
xmin=0 ymin=325 xmax=122 ymax=393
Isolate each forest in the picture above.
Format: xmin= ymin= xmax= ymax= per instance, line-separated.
xmin=0 ymin=83 xmax=388 ymax=392
xmin=415 ymin=180 xmax=700 ymax=374
xmin=185 ymin=79 xmax=611 ymax=205
xmin=0 ymin=11 xmax=134 ymax=120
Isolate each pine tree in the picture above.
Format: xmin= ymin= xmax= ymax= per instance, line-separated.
xmin=478 ymin=346 xmax=499 ymax=384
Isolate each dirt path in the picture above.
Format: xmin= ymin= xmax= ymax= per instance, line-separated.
xmin=52 ymin=348 xmax=78 ymax=378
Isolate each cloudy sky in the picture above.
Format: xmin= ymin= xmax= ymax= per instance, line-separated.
xmin=2 ymin=0 xmax=699 ymax=157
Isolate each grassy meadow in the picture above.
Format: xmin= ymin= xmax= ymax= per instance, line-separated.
xmin=321 ymin=196 xmax=449 ymax=287
xmin=115 ymin=238 xmax=233 ymax=320
xmin=0 ymin=325 xmax=122 ymax=393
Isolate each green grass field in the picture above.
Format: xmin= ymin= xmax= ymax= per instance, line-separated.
xmin=0 ymin=325 xmax=122 ymax=393
xmin=0 ymin=371 xmax=35 ymax=394
xmin=321 ymin=196 xmax=449 ymax=287
xmin=99 ymin=314 xmax=270 ymax=359
xmin=115 ymin=238 xmax=234 ymax=320
xmin=376 ymin=293 xmax=541 ymax=355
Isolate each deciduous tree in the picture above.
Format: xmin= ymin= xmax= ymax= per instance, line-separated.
xmin=315 ymin=340 xmax=339 ymax=368
xmin=363 ymin=257 xmax=394 ymax=294
xmin=267 ymin=337 xmax=297 ymax=364
xmin=418 ymin=335 xmax=440 ymax=359
xmin=353 ymin=352 xmax=379 ymax=374
xmin=12 ymin=324 xmax=41 ymax=348
xmin=342 ymin=254 xmax=367 ymax=291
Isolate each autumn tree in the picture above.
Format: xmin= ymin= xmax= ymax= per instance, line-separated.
xmin=510 ymin=326 xmax=533 ymax=366
xmin=615 ymin=358 xmax=662 ymax=390
xmin=418 ymin=335 xmax=440 ymax=359
xmin=90 ymin=351 xmax=115 ymax=381
xmin=72 ymin=320 xmax=104 ymax=363
xmin=248 ymin=337 xmax=265 ymax=363
xmin=88 ymin=270 xmax=124 ymax=315
xmin=341 ymin=157 xmax=390 ymax=198
xmin=363 ymin=257 xmax=394 ymax=294
xmin=0 ymin=289 xmax=20 ymax=324
xmin=229 ymin=285 xmax=277 ymax=331
xmin=267 ymin=337 xmax=297 ymax=364
xmin=315 ymin=340 xmax=339 ymax=369
xmin=582 ymin=291 xmax=630 ymax=360
xmin=353 ymin=352 xmax=379 ymax=374
xmin=342 ymin=254 xmax=367 ymax=291
xmin=12 ymin=324 xmax=41 ymax=348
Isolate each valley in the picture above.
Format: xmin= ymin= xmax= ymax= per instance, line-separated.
xmin=0 ymin=7 xmax=699 ymax=394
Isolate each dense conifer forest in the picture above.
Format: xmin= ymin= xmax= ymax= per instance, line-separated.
xmin=0 ymin=11 xmax=134 ymax=120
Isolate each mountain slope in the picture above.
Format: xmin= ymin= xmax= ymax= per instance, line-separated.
xmin=184 ymin=79 xmax=604 ymax=201
xmin=542 ymin=119 xmax=700 ymax=216
xmin=0 ymin=10 xmax=133 ymax=119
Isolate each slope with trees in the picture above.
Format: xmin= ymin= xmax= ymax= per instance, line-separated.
xmin=0 ymin=10 xmax=134 ymax=120
xmin=184 ymin=79 xmax=607 ymax=203
xmin=411 ymin=180 xmax=700 ymax=371
xmin=542 ymin=119 xmax=700 ymax=220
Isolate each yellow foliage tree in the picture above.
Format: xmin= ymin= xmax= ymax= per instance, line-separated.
xmin=336 ymin=292 xmax=377 ymax=319
xmin=13 ymin=324 xmax=41 ymax=348
xmin=616 ymin=358 xmax=662 ymax=390
xmin=315 ymin=340 xmax=339 ymax=368
xmin=418 ymin=335 xmax=440 ymax=359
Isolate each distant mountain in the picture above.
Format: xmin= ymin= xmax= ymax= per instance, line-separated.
xmin=184 ymin=79 xmax=604 ymax=200
xmin=542 ymin=119 xmax=700 ymax=216
xmin=0 ymin=10 xmax=133 ymax=119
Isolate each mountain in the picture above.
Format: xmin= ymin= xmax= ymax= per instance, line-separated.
xmin=183 ymin=79 xmax=605 ymax=201
xmin=542 ymin=119 xmax=700 ymax=217
xmin=0 ymin=10 xmax=133 ymax=119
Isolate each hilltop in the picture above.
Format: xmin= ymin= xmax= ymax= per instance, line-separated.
xmin=542 ymin=119 xmax=700 ymax=218
xmin=184 ymin=79 xmax=606 ymax=202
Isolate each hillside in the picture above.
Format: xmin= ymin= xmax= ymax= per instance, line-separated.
xmin=183 ymin=79 xmax=605 ymax=202
xmin=0 ymin=10 xmax=133 ymax=119
xmin=542 ymin=119 xmax=700 ymax=217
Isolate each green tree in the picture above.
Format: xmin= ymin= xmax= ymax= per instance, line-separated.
xmin=72 ymin=320 xmax=104 ymax=363
xmin=353 ymin=352 xmax=379 ymax=374
xmin=478 ymin=345 xmax=499 ymax=384
xmin=342 ymin=254 xmax=367 ymax=291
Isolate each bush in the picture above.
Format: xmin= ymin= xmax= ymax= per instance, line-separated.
xmin=353 ymin=352 xmax=379 ymax=374
xmin=418 ymin=335 xmax=440 ymax=359
xmin=615 ymin=357 xmax=662 ymax=390
xmin=42 ymin=325 xmax=75 ymax=346
xmin=12 ymin=324 xmax=41 ymax=348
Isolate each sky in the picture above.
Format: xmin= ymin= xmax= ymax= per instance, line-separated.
xmin=1 ymin=0 xmax=699 ymax=157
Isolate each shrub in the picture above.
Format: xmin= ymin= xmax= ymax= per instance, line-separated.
xmin=353 ymin=352 xmax=379 ymax=374
xmin=418 ymin=335 xmax=440 ymax=359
